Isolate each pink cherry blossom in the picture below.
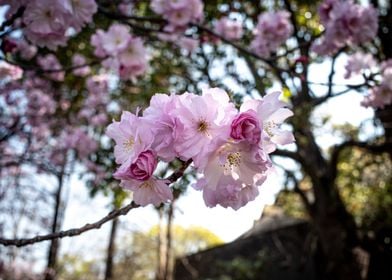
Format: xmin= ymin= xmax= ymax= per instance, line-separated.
xmin=214 ymin=17 xmax=243 ymax=40
xmin=62 ymin=128 xmax=98 ymax=158
xmin=36 ymin=54 xmax=65 ymax=81
xmin=118 ymin=3 xmax=134 ymax=16
xmin=63 ymin=0 xmax=97 ymax=32
xmin=120 ymin=178 xmax=173 ymax=206
xmin=107 ymin=89 xmax=293 ymax=208
xmin=106 ymin=111 xmax=154 ymax=165
xmin=241 ymin=92 xmax=295 ymax=153
xmin=312 ymin=1 xmax=378 ymax=55
xmin=23 ymin=0 xmax=69 ymax=50
xmin=344 ymin=52 xmax=376 ymax=79
xmin=1 ymin=38 xmax=18 ymax=54
xmin=202 ymin=177 xmax=259 ymax=210
xmin=361 ymin=87 xmax=390 ymax=109
xmin=0 ymin=62 xmax=23 ymax=81
xmin=230 ymin=110 xmax=262 ymax=145
xmin=118 ymin=37 xmax=149 ymax=80
xmin=200 ymin=141 xmax=271 ymax=190
xmin=90 ymin=29 xmax=107 ymax=58
xmin=72 ymin=54 xmax=91 ymax=77
xmin=91 ymin=24 xmax=148 ymax=80
xmin=114 ymin=150 xmax=157 ymax=181
xmin=250 ymin=11 xmax=293 ymax=58
xmin=16 ymin=39 xmax=38 ymax=60
xmin=362 ymin=60 xmax=392 ymax=109
xmin=101 ymin=24 xmax=132 ymax=55
xmin=174 ymin=88 xmax=237 ymax=168
xmin=143 ymin=94 xmax=184 ymax=162
xmin=177 ymin=37 xmax=199 ymax=53
xmin=150 ymin=0 xmax=203 ymax=27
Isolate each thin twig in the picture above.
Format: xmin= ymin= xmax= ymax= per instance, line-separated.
xmin=0 ymin=7 xmax=25 ymax=35
xmin=0 ymin=201 xmax=140 ymax=247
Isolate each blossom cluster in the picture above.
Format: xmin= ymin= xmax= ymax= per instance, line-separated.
xmin=150 ymin=0 xmax=203 ymax=28
xmin=250 ymin=11 xmax=293 ymax=58
xmin=214 ymin=17 xmax=243 ymax=41
xmin=312 ymin=0 xmax=378 ymax=55
xmin=1 ymin=38 xmax=37 ymax=60
xmin=362 ymin=60 xmax=392 ymax=109
xmin=0 ymin=61 xmax=23 ymax=81
xmin=91 ymin=24 xmax=148 ymax=81
xmin=106 ymin=89 xmax=294 ymax=209
xmin=344 ymin=52 xmax=392 ymax=109
xmin=1 ymin=0 xmax=97 ymax=50
xmin=344 ymin=52 xmax=375 ymax=79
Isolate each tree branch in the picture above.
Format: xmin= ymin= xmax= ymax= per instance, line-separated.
xmin=0 ymin=201 xmax=140 ymax=247
xmin=0 ymin=160 xmax=192 ymax=247
xmin=285 ymin=170 xmax=313 ymax=213
xmin=271 ymin=149 xmax=303 ymax=164
xmin=0 ymin=7 xmax=25 ymax=36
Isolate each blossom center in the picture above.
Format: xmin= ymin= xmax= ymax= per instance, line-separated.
xmin=123 ymin=137 xmax=135 ymax=151
xmin=140 ymin=180 xmax=153 ymax=189
xmin=222 ymin=151 xmax=242 ymax=174
xmin=197 ymin=120 xmax=209 ymax=134
xmin=264 ymin=121 xmax=277 ymax=137
xmin=227 ymin=152 xmax=241 ymax=167
xmin=44 ymin=10 xmax=53 ymax=19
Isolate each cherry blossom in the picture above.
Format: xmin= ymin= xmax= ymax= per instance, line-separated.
xmin=91 ymin=23 xmax=148 ymax=81
xmin=114 ymin=150 xmax=157 ymax=181
xmin=214 ymin=17 xmax=243 ymax=41
xmin=107 ymin=89 xmax=293 ymax=209
xmin=312 ymin=0 xmax=378 ymax=55
xmin=120 ymin=178 xmax=173 ymax=206
xmin=344 ymin=52 xmax=376 ymax=79
xmin=250 ymin=11 xmax=293 ymax=58
xmin=72 ymin=54 xmax=91 ymax=77
xmin=150 ymin=0 xmax=203 ymax=28
xmin=106 ymin=111 xmax=154 ymax=165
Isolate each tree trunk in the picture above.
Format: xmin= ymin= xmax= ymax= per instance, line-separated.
xmin=104 ymin=216 xmax=119 ymax=280
xmin=44 ymin=168 xmax=65 ymax=280
xmin=293 ymin=115 xmax=362 ymax=279
xmin=164 ymin=202 xmax=174 ymax=280
xmin=156 ymin=207 xmax=166 ymax=280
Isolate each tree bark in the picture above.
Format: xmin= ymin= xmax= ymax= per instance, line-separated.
xmin=156 ymin=207 xmax=166 ymax=280
xmin=164 ymin=201 xmax=174 ymax=280
xmin=104 ymin=216 xmax=119 ymax=280
xmin=44 ymin=168 xmax=65 ymax=280
xmin=292 ymin=108 xmax=362 ymax=280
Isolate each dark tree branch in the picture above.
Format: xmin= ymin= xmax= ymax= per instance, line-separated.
xmin=97 ymin=6 xmax=289 ymax=73
xmin=0 ymin=201 xmax=140 ymax=247
xmin=243 ymin=54 xmax=266 ymax=97
xmin=0 ymin=160 xmax=192 ymax=247
xmin=0 ymin=7 xmax=25 ymax=36
xmin=0 ymin=56 xmax=104 ymax=75
xmin=285 ymin=170 xmax=313 ymax=213
xmin=271 ymin=149 xmax=303 ymax=164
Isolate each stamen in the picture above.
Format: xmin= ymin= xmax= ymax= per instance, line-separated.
xmin=140 ymin=180 xmax=153 ymax=189
xmin=222 ymin=151 xmax=242 ymax=174
xmin=123 ymin=137 xmax=135 ymax=151
xmin=197 ymin=120 xmax=209 ymax=134
xmin=264 ymin=121 xmax=277 ymax=137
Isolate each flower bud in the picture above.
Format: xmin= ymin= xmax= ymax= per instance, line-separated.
xmin=230 ymin=110 xmax=261 ymax=144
